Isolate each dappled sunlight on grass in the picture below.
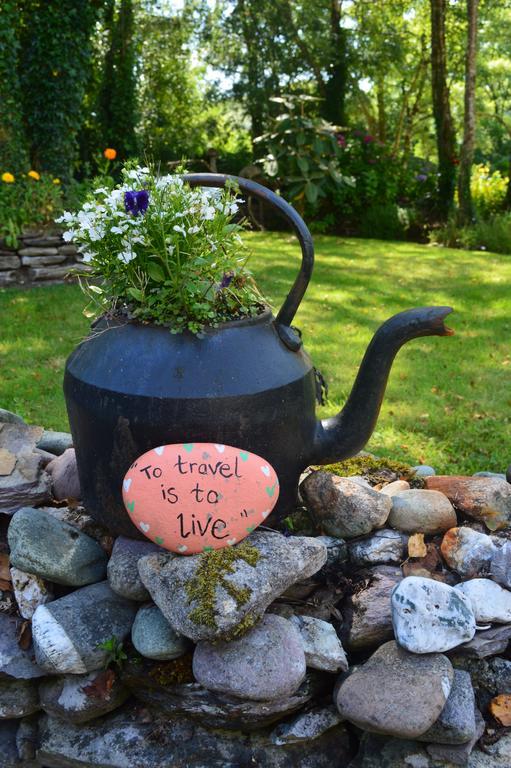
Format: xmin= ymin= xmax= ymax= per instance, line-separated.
xmin=1 ymin=232 xmax=510 ymax=473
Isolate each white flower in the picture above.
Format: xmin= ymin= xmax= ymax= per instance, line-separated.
xmin=111 ymin=225 xmax=127 ymax=235
xmin=173 ymin=225 xmax=186 ymax=235
xmin=81 ymin=251 xmax=94 ymax=263
xmin=188 ymin=225 xmax=200 ymax=234
xmin=56 ymin=211 xmax=75 ymax=224
xmin=118 ymin=248 xmax=136 ymax=264
xmin=201 ymin=205 xmax=216 ymax=221
xmin=62 ymin=230 xmax=76 ymax=242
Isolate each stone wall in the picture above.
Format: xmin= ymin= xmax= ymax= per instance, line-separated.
xmin=0 ymin=230 xmax=89 ymax=287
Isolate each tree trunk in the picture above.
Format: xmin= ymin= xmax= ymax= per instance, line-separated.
xmin=376 ymin=74 xmax=386 ymax=143
xmin=457 ymin=0 xmax=479 ymax=225
xmin=238 ymin=0 xmax=265 ymax=142
xmin=322 ymin=0 xmax=348 ymax=126
xmin=430 ymin=0 xmax=457 ymax=219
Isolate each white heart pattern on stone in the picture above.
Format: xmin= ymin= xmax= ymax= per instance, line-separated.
xmin=227 ymin=538 xmax=237 ymax=546
xmin=154 ymin=446 xmax=165 ymax=456
xmin=178 ymin=544 xmax=188 ymax=553
xmin=261 ymin=465 xmax=271 ymax=477
xmin=123 ymin=478 xmax=132 ymax=492
xmin=139 ymin=522 xmax=150 ymax=533
xmin=214 ymin=444 xmax=225 ymax=453
xmin=262 ymin=509 xmax=271 ymax=519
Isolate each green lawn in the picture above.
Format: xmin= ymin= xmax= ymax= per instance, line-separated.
xmin=1 ymin=232 xmax=510 ymax=475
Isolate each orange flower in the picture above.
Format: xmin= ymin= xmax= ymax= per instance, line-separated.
xmin=104 ymin=148 xmax=117 ymax=160
xmin=1 ymin=172 xmax=14 ymax=183
xmin=28 ymin=170 xmax=40 ymax=181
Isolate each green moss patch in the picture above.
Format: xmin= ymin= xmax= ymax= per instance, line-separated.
xmin=316 ymin=455 xmax=425 ymax=488
xmin=185 ymin=543 xmax=260 ymax=632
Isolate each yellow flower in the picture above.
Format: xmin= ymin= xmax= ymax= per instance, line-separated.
xmin=28 ymin=170 xmax=40 ymax=181
xmin=52 ymin=178 xmax=61 ymax=185
xmin=103 ymin=148 xmax=117 ymax=160
xmin=1 ymin=172 xmax=14 ymax=183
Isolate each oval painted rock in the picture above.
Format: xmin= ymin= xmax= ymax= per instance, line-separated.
xmin=122 ymin=443 xmax=279 ymax=555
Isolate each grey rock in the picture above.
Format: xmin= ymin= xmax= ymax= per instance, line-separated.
xmin=349 ymin=733 xmax=431 ymax=768
xmin=42 ymin=504 xmax=109 ymax=543
xmin=20 ymin=253 xmax=66 ymax=266
xmin=343 ymin=565 xmax=402 ymax=650
xmin=455 ymin=579 xmax=511 ymax=623
xmin=270 ymin=705 xmax=342 ymax=745
xmin=8 ymin=507 xmax=108 ymax=586
xmin=32 ymin=581 xmax=137 ymax=674
xmin=138 ymin=531 xmax=327 ymax=642
xmin=132 ymin=604 xmax=189 ymax=660
xmin=18 ymin=247 xmax=59 ymax=257
xmin=466 ymin=734 xmax=511 ymax=767
xmin=58 ymin=244 xmax=78 ymax=255
xmin=0 ymin=270 xmax=19 ymax=287
xmin=316 ymin=535 xmax=349 ymax=570
xmin=0 ymin=410 xmax=24 ymax=425
xmin=349 ymin=529 xmax=406 ymax=566
xmin=426 ymin=706 xmax=485 ymax=765
xmin=9 ymin=567 xmax=53 ymax=619
xmin=380 ymin=480 xmax=411 ymax=497
xmin=107 ymin=536 xmax=161 ymax=601
xmin=37 ymin=708 xmax=353 ymax=768
xmin=289 ymin=614 xmax=348 ymax=673
xmin=0 ymin=423 xmax=51 ymax=515
xmin=441 ymin=526 xmax=496 ymax=578
xmin=0 ymin=721 xmax=19 ymax=767
xmin=490 ymin=541 xmax=511 ymax=589
xmin=452 ymin=656 xmax=511 ymax=700
xmin=46 ymin=447 xmax=80 ymax=500
xmin=473 ymin=471 xmax=506 ymax=480
xmin=36 ymin=430 xmax=72 ymax=456
xmin=0 ymin=254 xmax=21 ymax=270
xmin=193 ymin=614 xmax=306 ymax=701
xmin=454 ymin=625 xmax=511 ymax=658
xmin=0 ymin=679 xmax=39 ymax=719
xmin=388 ymin=490 xmax=456 ymax=534
xmin=39 ymin=670 xmax=129 ymax=723
xmin=417 ymin=670 xmax=476 ymax=744
xmin=392 ymin=577 xmax=476 ymax=653
xmin=122 ymin=656 xmax=328 ymax=731
xmin=301 ymin=472 xmax=391 ymax=539
xmin=16 ymin=714 xmax=39 ymax=763
xmin=335 ymin=640 xmax=453 ymax=738
xmin=0 ymin=615 xmax=45 ymax=680
xmin=21 ymin=236 xmax=62 ymax=247
xmin=411 ymin=465 xmax=436 ymax=477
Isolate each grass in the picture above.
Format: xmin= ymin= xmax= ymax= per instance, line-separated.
xmin=1 ymin=232 xmax=510 ymax=475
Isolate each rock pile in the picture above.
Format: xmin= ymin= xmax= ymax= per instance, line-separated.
xmin=2 ymin=409 xmax=511 ymax=767
xmin=0 ymin=230 xmax=88 ymax=287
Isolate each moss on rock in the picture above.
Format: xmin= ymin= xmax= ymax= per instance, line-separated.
xmin=185 ymin=543 xmax=260 ymax=633
xmin=315 ymin=455 xmax=424 ymax=488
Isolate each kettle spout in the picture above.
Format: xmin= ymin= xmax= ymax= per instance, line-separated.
xmin=311 ymin=306 xmax=454 ymax=465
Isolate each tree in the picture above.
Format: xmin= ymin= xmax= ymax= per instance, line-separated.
xmin=19 ymin=1 xmax=100 ymax=182
xmin=97 ymin=0 xmax=138 ymax=158
xmin=457 ymin=0 xmax=479 ymax=224
xmin=430 ymin=0 xmax=457 ymax=217
xmin=0 ymin=1 xmax=29 ymax=173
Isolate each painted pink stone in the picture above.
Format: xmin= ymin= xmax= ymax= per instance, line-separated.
xmin=122 ymin=443 xmax=279 ymax=555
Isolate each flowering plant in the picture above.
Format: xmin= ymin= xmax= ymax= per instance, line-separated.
xmin=0 ymin=170 xmax=62 ymax=247
xmin=57 ymin=164 xmax=265 ymax=333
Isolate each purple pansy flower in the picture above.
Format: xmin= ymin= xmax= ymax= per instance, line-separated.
xmin=124 ymin=189 xmax=149 ymax=216
xmin=219 ymin=272 xmax=234 ymax=289
xmin=416 ymin=174 xmax=428 ymax=182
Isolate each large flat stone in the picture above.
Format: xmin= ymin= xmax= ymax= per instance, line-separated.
xmin=37 ymin=707 xmax=354 ymax=768
xmin=32 ymin=581 xmax=137 ymax=674
xmin=138 ymin=531 xmax=327 ymax=642
xmin=8 ymin=507 xmax=107 ymax=586
xmin=426 ymin=476 xmax=511 ymax=531
xmin=336 ymin=640 xmax=453 ymax=738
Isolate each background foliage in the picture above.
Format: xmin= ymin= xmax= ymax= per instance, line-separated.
xmin=0 ymin=0 xmax=510 ymax=246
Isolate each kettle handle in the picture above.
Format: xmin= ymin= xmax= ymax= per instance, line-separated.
xmin=183 ymin=173 xmax=314 ymax=339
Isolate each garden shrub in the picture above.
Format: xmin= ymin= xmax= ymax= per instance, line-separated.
xmin=0 ymin=171 xmax=63 ymax=247
xmin=470 ymin=164 xmax=508 ymax=218
xmin=430 ymin=211 xmax=511 ymax=255
xmin=358 ymin=203 xmax=407 ymax=241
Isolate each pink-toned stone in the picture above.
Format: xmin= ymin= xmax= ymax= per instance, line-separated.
xmin=123 ymin=443 xmax=279 ymax=555
xmin=47 ymin=448 xmax=81 ymax=500
xmin=426 ymin=476 xmax=511 ymax=531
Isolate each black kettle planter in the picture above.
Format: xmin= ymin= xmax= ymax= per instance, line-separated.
xmin=64 ymin=173 xmax=454 ymax=538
